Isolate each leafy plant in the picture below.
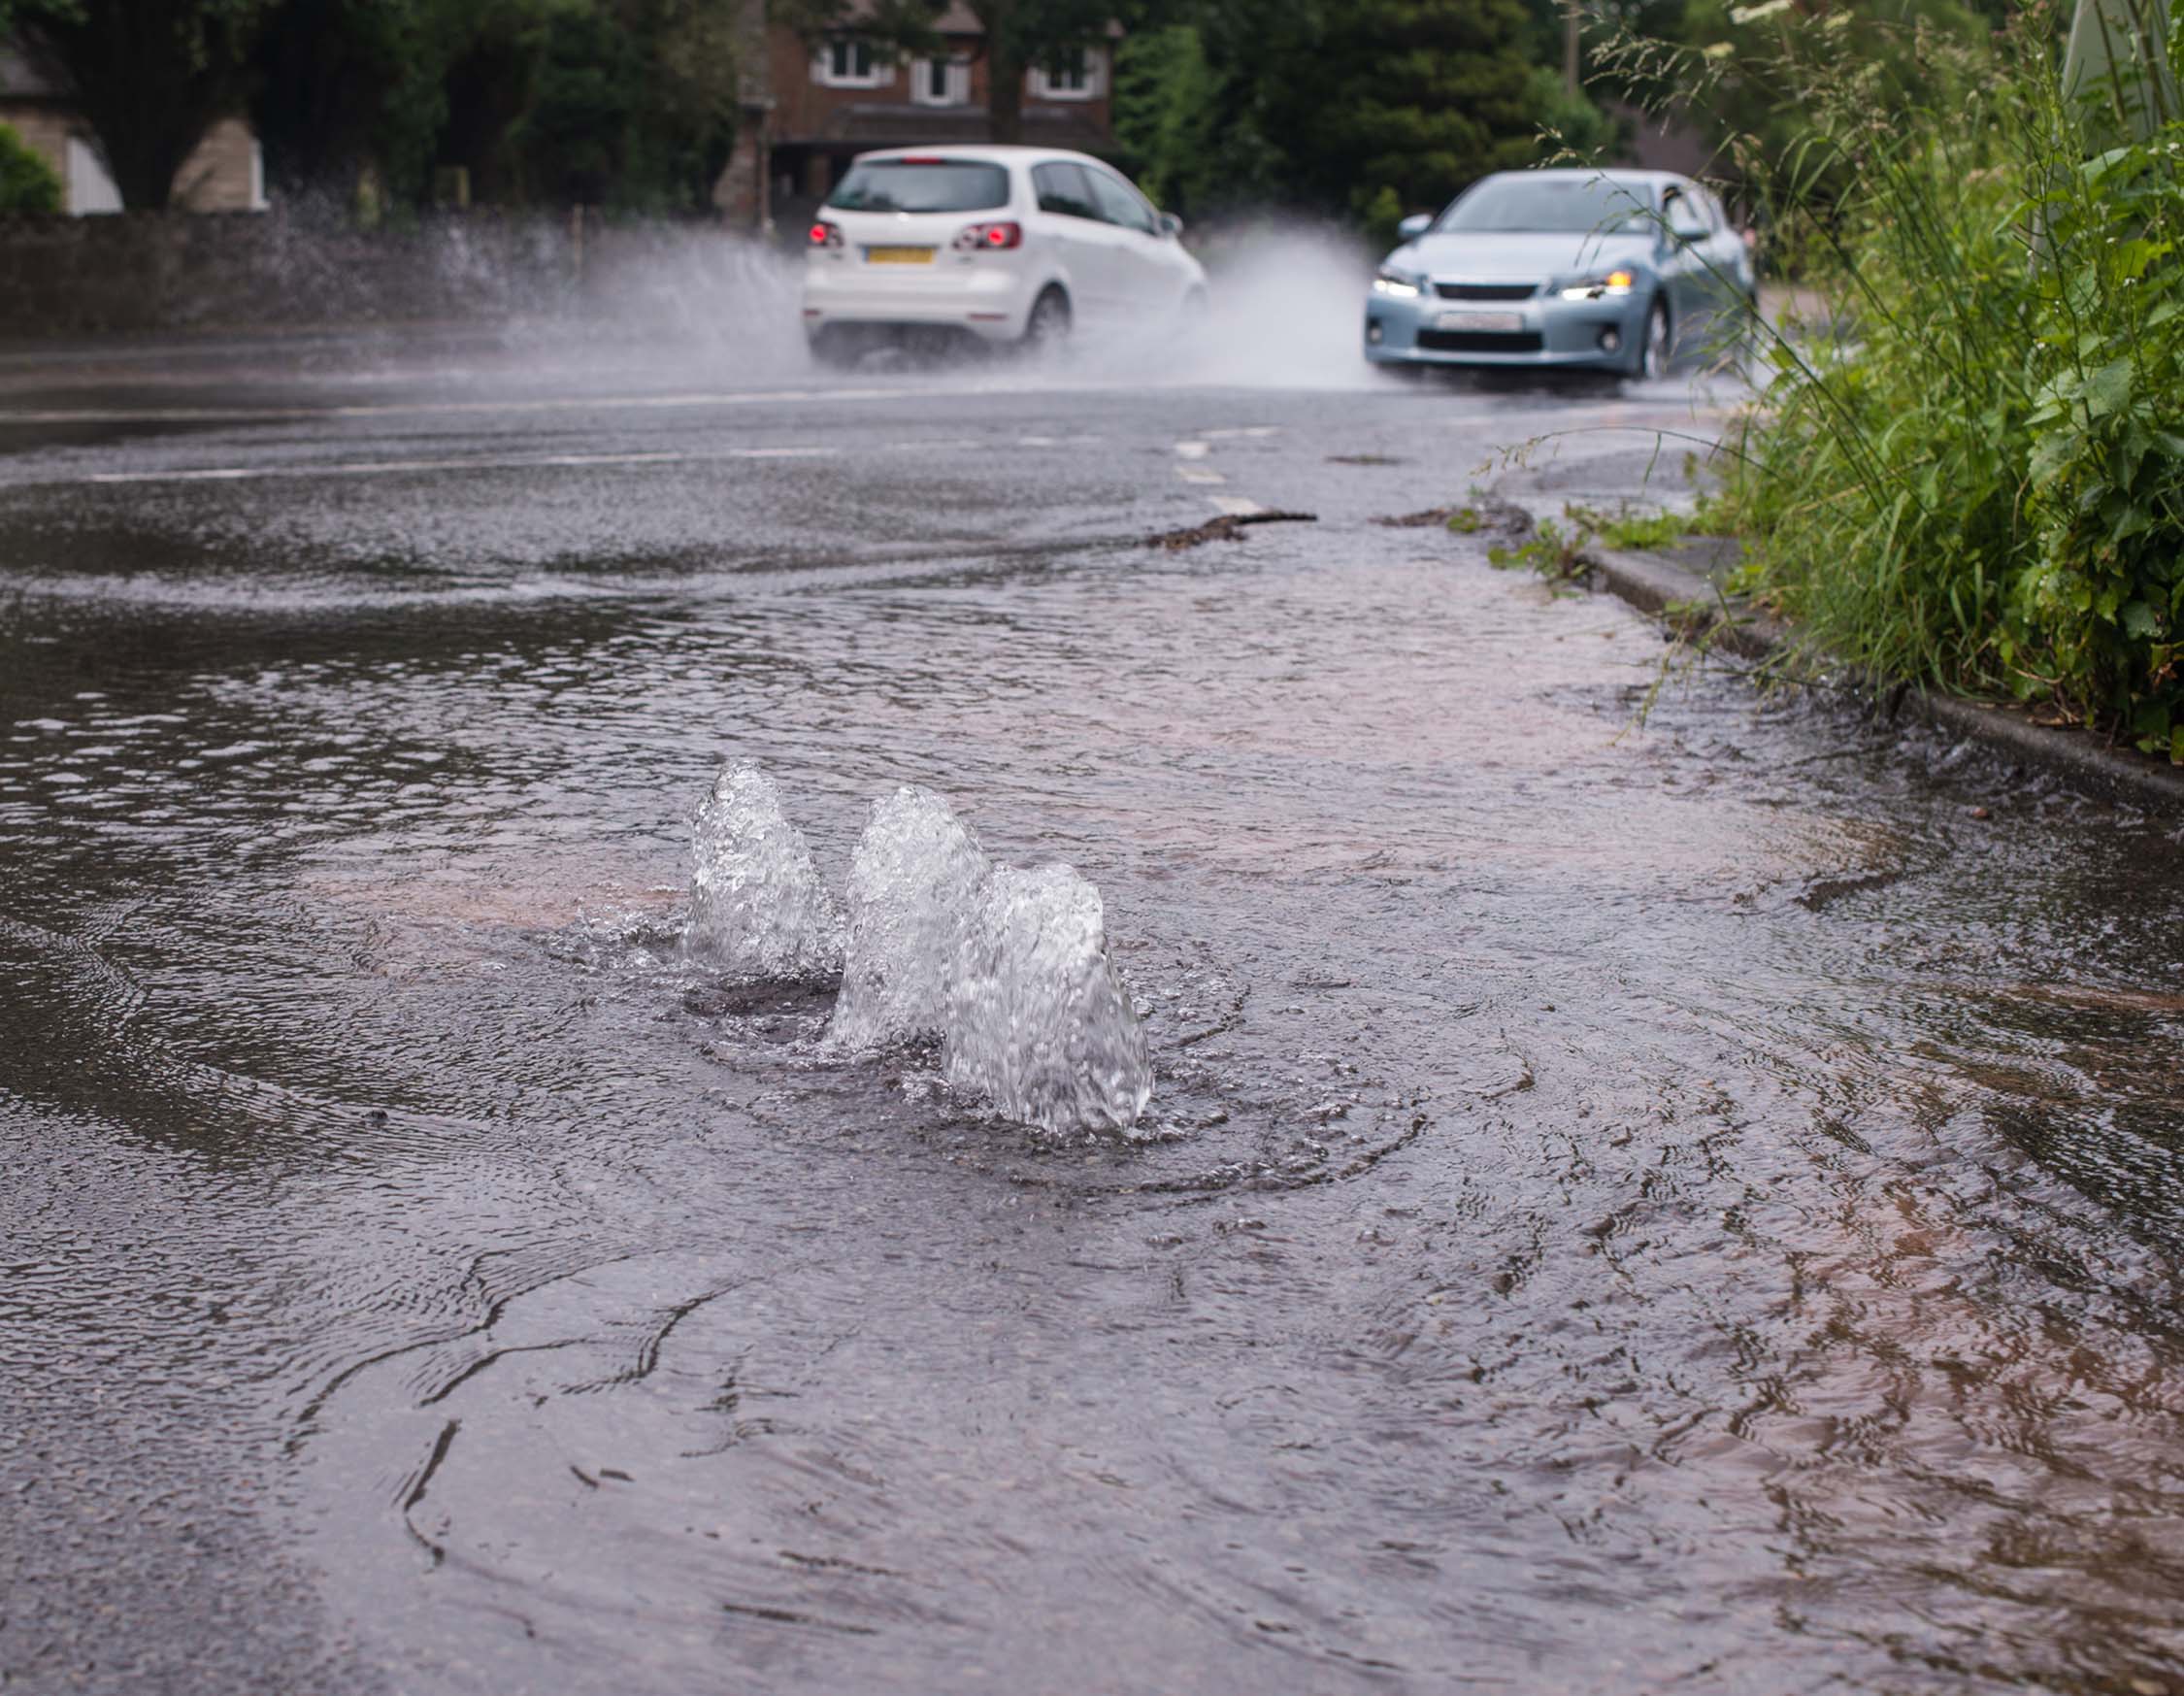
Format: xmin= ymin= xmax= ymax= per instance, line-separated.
xmin=1489 ymin=516 xmax=1587 ymax=578
xmin=0 ymin=121 xmax=62 ymax=214
xmin=2015 ymin=126 xmax=2184 ymax=757
xmin=1567 ymin=503 xmax=1688 ymax=549
xmin=1625 ymin=0 xmax=2184 ymax=759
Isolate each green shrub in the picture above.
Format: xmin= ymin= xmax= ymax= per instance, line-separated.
xmin=1656 ymin=0 xmax=2184 ymax=758
xmin=2016 ymin=134 xmax=2184 ymax=759
xmin=0 ymin=122 xmax=62 ymax=215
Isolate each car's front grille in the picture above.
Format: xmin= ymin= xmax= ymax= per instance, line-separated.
xmin=1434 ymin=283 xmax=1538 ymax=301
xmin=1418 ymin=329 xmax=1545 ymax=354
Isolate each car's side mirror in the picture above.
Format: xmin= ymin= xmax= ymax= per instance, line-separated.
xmin=1396 ymin=213 xmax=1433 ymax=242
xmin=1158 ymin=211 xmax=1184 ymax=239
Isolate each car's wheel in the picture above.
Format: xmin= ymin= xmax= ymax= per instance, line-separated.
xmin=1023 ymin=286 xmax=1072 ymax=351
xmin=1634 ymin=296 xmax=1671 ymax=382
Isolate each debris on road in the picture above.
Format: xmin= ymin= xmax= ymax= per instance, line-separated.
xmin=1373 ymin=499 xmax=1533 ymax=535
xmin=1145 ymin=510 xmax=1317 ymax=550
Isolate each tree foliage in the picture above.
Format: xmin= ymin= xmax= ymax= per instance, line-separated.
xmin=1114 ymin=0 xmax=1562 ymax=224
xmin=246 ymin=0 xmax=746 ymax=211
xmin=516 ymin=0 xmax=745 ymax=207
xmin=250 ymin=0 xmax=477 ymax=202
xmin=14 ymin=0 xmax=275 ymax=209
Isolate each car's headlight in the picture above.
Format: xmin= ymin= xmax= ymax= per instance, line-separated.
xmin=1559 ymin=269 xmax=1637 ymax=301
xmin=1373 ymin=269 xmax=1426 ymax=299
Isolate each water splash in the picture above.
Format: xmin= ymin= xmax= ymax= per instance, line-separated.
xmin=828 ymin=785 xmax=991 ymax=1053
xmin=687 ymin=761 xmax=843 ymax=981
xmin=944 ymin=863 xmax=1155 ymax=1138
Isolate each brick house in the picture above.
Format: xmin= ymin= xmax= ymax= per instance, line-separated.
xmin=715 ymin=2 xmax=1118 ymax=233
xmin=0 ymin=43 xmax=265 ymax=215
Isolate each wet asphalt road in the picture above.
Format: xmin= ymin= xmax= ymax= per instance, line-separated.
xmin=2 ymin=326 xmax=2182 ymax=1696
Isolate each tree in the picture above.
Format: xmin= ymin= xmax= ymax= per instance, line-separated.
xmin=516 ymin=0 xmax=746 ymax=208
xmin=1116 ymin=0 xmax=1555 ymax=224
xmin=250 ymin=0 xmax=481 ymax=203
xmin=1112 ymin=22 xmax=1225 ymax=210
xmin=1265 ymin=0 xmax=1544 ymax=222
xmin=15 ymin=0 xmax=275 ymax=210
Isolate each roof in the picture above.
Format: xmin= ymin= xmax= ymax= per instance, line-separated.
xmin=831 ymin=2 xmax=1123 ymax=36
xmin=781 ymin=108 xmax=1113 ymax=151
xmin=0 ymin=44 xmax=68 ymax=100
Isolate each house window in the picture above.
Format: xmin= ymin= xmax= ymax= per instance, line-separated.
xmin=1028 ymin=47 xmax=1103 ymax=101
xmin=814 ymin=38 xmax=885 ymax=88
xmin=911 ymin=55 xmax=970 ymax=107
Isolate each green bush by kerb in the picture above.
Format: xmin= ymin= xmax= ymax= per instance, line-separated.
xmin=0 ymin=123 xmax=62 ymax=215
xmin=1669 ymin=0 xmax=2184 ymax=760
xmin=2017 ymin=138 xmax=2184 ymax=760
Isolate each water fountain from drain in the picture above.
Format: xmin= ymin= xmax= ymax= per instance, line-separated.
xmin=688 ymin=761 xmax=1154 ymax=1136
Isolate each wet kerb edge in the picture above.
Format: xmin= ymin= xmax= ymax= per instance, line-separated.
xmin=1579 ymin=543 xmax=2184 ymax=816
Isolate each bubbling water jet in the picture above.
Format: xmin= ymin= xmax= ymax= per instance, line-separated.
xmin=687 ymin=760 xmax=843 ymax=981
xmin=683 ymin=767 xmax=1152 ymax=1135
xmin=943 ymin=863 xmax=1155 ymax=1138
xmin=828 ymin=785 xmax=991 ymax=1054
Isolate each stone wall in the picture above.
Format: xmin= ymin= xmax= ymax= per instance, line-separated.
xmin=0 ymin=210 xmax=762 ymax=339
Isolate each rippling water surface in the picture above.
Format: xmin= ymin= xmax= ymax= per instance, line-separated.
xmin=1 ymin=356 xmax=2180 ymax=1695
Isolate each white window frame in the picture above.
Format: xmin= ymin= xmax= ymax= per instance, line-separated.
xmin=1028 ymin=46 xmax=1104 ymax=102
xmin=813 ymin=38 xmax=888 ymax=89
xmin=910 ymin=54 xmax=971 ymax=107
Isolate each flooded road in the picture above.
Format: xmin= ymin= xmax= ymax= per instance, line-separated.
xmin=2 ymin=341 xmax=2181 ymax=1696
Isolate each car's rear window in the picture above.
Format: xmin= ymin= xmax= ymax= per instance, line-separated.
xmin=1439 ymin=176 xmax=1655 ymax=235
xmin=828 ymin=160 xmax=1009 ymax=214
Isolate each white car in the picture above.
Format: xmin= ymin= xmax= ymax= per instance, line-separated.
xmin=801 ymin=145 xmax=1208 ymax=363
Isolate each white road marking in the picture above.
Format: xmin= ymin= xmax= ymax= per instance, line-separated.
xmin=1198 ymin=426 xmax=1282 ymax=440
xmin=78 ymin=445 xmax=841 ymax=486
xmin=1175 ymin=466 xmax=1227 ymax=485
xmin=1174 ymin=440 xmax=1211 ymax=459
xmin=1209 ymin=495 xmax=1265 ymax=515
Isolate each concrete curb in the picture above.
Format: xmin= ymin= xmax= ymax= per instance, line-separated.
xmin=1579 ymin=545 xmax=2184 ymax=816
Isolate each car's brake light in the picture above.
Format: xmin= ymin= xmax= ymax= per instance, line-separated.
xmin=810 ymin=220 xmax=844 ymax=249
xmin=951 ymin=220 xmax=1022 ymax=251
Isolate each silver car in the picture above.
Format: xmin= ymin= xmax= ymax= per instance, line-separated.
xmin=1363 ymin=169 xmax=1756 ymax=379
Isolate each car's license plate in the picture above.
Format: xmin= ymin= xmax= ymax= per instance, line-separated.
xmin=1438 ymin=309 xmax=1524 ymax=332
xmin=866 ymin=247 xmax=935 ymax=264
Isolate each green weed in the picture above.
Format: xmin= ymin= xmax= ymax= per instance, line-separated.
xmin=1489 ymin=517 xmax=1587 ymax=579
